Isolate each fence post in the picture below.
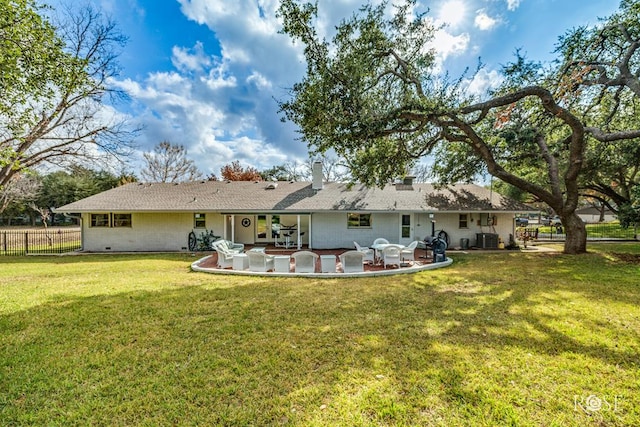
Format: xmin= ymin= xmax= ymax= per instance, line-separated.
xmin=3 ymin=231 xmax=6 ymax=255
xmin=24 ymin=232 xmax=29 ymax=254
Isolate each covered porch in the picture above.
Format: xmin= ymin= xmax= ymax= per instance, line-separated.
xmin=222 ymin=212 xmax=312 ymax=250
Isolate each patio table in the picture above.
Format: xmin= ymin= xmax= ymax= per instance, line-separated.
xmin=274 ymin=255 xmax=291 ymax=273
xmin=320 ymin=254 xmax=336 ymax=273
xmin=232 ymin=253 xmax=249 ymax=270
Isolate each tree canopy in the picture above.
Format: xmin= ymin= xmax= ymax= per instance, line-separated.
xmin=555 ymin=0 xmax=640 ymax=220
xmin=277 ymin=0 xmax=640 ymax=254
xmin=219 ymin=160 xmax=262 ymax=181
xmin=141 ymin=141 xmax=203 ymax=183
xmin=0 ymin=1 xmax=136 ymax=193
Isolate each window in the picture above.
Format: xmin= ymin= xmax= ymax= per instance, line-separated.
xmin=459 ymin=214 xmax=468 ymax=229
xmin=113 ymin=213 xmax=132 ymax=227
xmin=401 ymin=214 xmax=411 ymax=238
xmin=90 ymin=213 xmax=110 ymax=227
xmin=347 ymin=213 xmax=371 ymax=228
xmin=194 ymin=213 xmax=206 ymax=228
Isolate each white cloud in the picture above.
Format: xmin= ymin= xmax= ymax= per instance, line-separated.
xmin=464 ymin=69 xmax=503 ymax=98
xmin=506 ymin=0 xmax=522 ymax=12
xmin=428 ymin=28 xmax=471 ymax=71
xmin=437 ymin=0 xmax=467 ymax=28
xmin=108 ymin=0 xmax=308 ymax=174
xmin=247 ymin=72 xmax=272 ymax=89
xmin=474 ymin=11 xmax=499 ymax=31
xmin=171 ymin=42 xmax=211 ymax=73
xmin=426 ymin=1 xmax=474 ymax=73
xmin=110 ymin=0 xmax=487 ymax=176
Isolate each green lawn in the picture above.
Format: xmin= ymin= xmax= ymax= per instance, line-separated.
xmin=1 ymin=245 xmax=639 ymax=426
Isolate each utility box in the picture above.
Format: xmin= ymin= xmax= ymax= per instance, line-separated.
xmin=476 ymin=233 xmax=499 ymax=249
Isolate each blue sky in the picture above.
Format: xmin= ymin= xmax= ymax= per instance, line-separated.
xmin=80 ymin=0 xmax=620 ymax=178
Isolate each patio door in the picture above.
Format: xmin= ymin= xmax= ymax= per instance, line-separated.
xmin=399 ymin=213 xmax=414 ymax=245
xmin=255 ymin=214 xmax=280 ymax=243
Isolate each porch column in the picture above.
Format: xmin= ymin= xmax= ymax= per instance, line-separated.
xmin=308 ymin=214 xmax=312 ymax=250
xmin=296 ymin=214 xmax=301 ymax=249
xmin=222 ymin=215 xmax=227 ymax=240
xmin=230 ymin=215 xmax=235 ymax=242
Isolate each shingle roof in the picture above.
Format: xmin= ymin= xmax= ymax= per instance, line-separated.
xmin=55 ymin=180 xmax=535 ymax=213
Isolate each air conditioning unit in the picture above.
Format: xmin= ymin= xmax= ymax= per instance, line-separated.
xmin=476 ymin=233 xmax=498 ymax=249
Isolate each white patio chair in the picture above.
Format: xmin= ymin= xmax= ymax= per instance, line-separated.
xmin=212 ymin=239 xmax=244 ymax=253
xmin=213 ymin=248 xmax=235 ymax=268
xmin=400 ymin=240 xmax=419 ymax=262
xmin=340 ymin=250 xmax=365 ymax=273
xmin=291 ymin=250 xmax=318 ymax=273
xmin=353 ymin=241 xmax=374 ymax=264
xmin=211 ymin=240 xmax=241 ymax=268
xmin=372 ymin=237 xmax=389 ymax=246
xmin=382 ymin=246 xmax=401 ymax=269
xmin=247 ymin=251 xmax=275 ymax=272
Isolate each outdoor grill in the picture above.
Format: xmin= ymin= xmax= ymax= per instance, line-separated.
xmin=422 ymin=235 xmax=447 ymax=263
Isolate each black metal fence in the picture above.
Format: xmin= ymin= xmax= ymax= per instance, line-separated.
xmin=0 ymin=229 xmax=82 ymax=256
xmin=519 ymin=222 xmax=638 ymax=241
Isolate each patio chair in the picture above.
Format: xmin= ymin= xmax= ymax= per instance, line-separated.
xmin=372 ymin=237 xmax=389 ymax=246
xmin=211 ymin=239 xmax=244 ymax=253
xmin=211 ymin=239 xmax=243 ymax=268
xmin=382 ymin=246 xmax=401 ymax=269
xmin=247 ymin=251 xmax=275 ymax=272
xmin=353 ymin=241 xmax=375 ymax=264
xmin=212 ymin=248 xmax=235 ymax=268
xmin=400 ymin=240 xmax=419 ymax=262
xmin=340 ymin=250 xmax=365 ymax=273
xmin=291 ymin=250 xmax=319 ymax=273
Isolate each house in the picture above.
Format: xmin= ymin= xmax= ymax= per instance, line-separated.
xmin=55 ymin=163 xmax=534 ymax=252
xmin=576 ymin=206 xmax=617 ymax=223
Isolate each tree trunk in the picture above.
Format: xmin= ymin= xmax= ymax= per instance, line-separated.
xmin=562 ymin=213 xmax=587 ymax=254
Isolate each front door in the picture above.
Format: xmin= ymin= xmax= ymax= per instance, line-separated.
xmin=399 ymin=213 xmax=414 ymax=245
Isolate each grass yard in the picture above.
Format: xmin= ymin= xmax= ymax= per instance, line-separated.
xmin=1 ymin=244 xmax=639 ymax=426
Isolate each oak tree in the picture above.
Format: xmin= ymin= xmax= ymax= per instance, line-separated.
xmin=0 ymin=1 xmax=136 ymax=207
xmin=278 ymin=0 xmax=640 ymax=254
xmin=555 ymin=0 xmax=640 ymax=218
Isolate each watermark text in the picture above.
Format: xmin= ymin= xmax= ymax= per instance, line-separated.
xmin=574 ymin=394 xmax=622 ymax=414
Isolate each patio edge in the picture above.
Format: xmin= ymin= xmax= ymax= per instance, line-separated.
xmin=191 ymin=255 xmax=453 ymax=278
